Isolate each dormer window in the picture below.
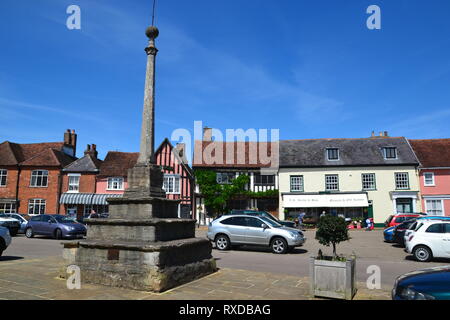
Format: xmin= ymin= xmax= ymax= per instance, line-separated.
xmin=327 ymin=148 xmax=339 ymax=161
xmin=383 ymin=147 xmax=397 ymax=159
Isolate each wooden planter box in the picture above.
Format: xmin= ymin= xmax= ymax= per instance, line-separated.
xmin=309 ymin=256 xmax=356 ymax=300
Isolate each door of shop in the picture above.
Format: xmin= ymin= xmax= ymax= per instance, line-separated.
xmin=396 ymin=198 xmax=413 ymax=213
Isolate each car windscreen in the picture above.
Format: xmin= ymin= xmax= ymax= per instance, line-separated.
xmin=54 ymin=216 xmax=76 ymax=224
xmin=408 ymin=222 xmax=417 ymax=230
xmin=259 ymin=216 xmax=282 ymax=228
xmin=263 ymin=212 xmax=280 ymax=222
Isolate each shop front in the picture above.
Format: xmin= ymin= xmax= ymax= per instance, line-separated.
xmin=282 ymin=192 xmax=371 ymax=222
xmin=60 ymin=193 xmax=122 ymax=220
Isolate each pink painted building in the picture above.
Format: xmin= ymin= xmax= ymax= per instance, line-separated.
xmin=410 ymin=139 xmax=450 ymax=216
xmin=95 ymin=139 xmax=194 ymax=218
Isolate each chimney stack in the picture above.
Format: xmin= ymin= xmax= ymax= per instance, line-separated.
xmin=84 ymin=144 xmax=99 ymax=159
xmin=203 ymin=127 xmax=212 ymax=141
xmin=64 ymin=129 xmax=77 ymax=157
xmin=175 ymin=143 xmax=187 ymax=163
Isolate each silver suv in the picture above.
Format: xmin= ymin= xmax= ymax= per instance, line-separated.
xmin=207 ymin=215 xmax=306 ymax=254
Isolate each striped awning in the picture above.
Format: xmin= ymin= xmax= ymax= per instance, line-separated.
xmin=60 ymin=193 xmax=122 ymax=205
xmin=92 ymin=193 xmax=122 ymax=205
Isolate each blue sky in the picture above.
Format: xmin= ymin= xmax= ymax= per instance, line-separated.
xmin=1 ymin=0 xmax=450 ymax=159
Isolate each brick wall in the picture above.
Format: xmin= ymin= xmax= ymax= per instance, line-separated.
xmin=0 ymin=166 xmax=19 ymax=199
xmin=17 ymin=167 xmax=62 ymax=215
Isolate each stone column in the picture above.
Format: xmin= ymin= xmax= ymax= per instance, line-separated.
xmin=138 ymin=26 xmax=159 ymax=164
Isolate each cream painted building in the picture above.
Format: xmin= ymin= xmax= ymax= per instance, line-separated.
xmin=278 ymin=137 xmax=421 ymax=226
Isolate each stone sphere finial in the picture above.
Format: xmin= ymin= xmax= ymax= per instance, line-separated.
xmin=145 ymin=26 xmax=159 ymax=39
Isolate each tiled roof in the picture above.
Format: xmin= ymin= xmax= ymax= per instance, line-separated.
xmin=98 ymin=152 xmax=139 ymax=177
xmin=409 ymin=139 xmax=450 ymax=168
xmin=63 ymin=154 xmax=102 ymax=172
xmin=279 ymin=137 xmax=419 ymax=167
xmin=192 ymin=141 xmax=276 ymax=168
xmin=0 ymin=141 xmax=73 ymax=167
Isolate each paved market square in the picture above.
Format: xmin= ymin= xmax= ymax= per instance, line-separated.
xmin=1 ymin=228 xmax=449 ymax=300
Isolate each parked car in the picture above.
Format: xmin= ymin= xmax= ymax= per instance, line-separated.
xmin=404 ymin=216 xmax=450 ymax=245
xmin=228 ymin=210 xmax=296 ymax=228
xmin=393 ymin=219 xmax=418 ymax=247
xmin=25 ymin=214 xmax=87 ymax=239
xmin=383 ymin=226 xmax=395 ymax=243
xmin=0 ymin=213 xmax=29 ymax=234
xmin=0 ymin=226 xmax=12 ymax=257
xmin=384 ymin=213 xmax=426 ymax=228
xmin=207 ymin=214 xmax=305 ymax=254
xmin=405 ymin=220 xmax=450 ymax=262
xmin=392 ymin=265 xmax=450 ymax=300
xmin=0 ymin=215 xmax=21 ymax=236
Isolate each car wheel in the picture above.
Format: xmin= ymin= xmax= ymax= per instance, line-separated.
xmin=271 ymin=237 xmax=288 ymax=254
xmin=215 ymin=234 xmax=231 ymax=251
xmin=54 ymin=229 xmax=63 ymax=240
xmin=25 ymin=228 xmax=34 ymax=238
xmin=413 ymin=245 xmax=432 ymax=262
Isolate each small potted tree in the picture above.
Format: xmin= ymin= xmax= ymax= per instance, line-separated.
xmin=310 ymin=215 xmax=356 ymax=300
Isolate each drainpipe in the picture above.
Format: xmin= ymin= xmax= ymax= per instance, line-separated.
xmin=15 ymin=165 xmax=21 ymax=213
xmin=57 ymin=169 xmax=63 ymax=214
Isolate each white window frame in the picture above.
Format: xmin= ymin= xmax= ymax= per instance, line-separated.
xmin=383 ymin=147 xmax=398 ymax=160
xmin=107 ymin=177 xmax=124 ymax=190
xmin=28 ymin=199 xmax=46 ymax=215
xmin=290 ymin=176 xmax=304 ymax=192
xmin=325 ymin=174 xmax=339 ymax=191
xmin=395 ymin=172 xmax=410 ymax=190
xmin=68 ymin=174 xmax=80 ymax=192
xmin=0 ymin=202 xmax=16 ymax=214
xmin=362 ymin=173 xmax=376 ymax=190
xmin=424 ymin=172 xmax=435 ymax=187
xmin=326 ymin=148 xmax=339 ymax=161
xmin=30 ymin=170 xmax=48 ymax=187
xmin=0 ymin=169 xmax=7 ymax=187
xmin=425 ymin=199 xmax=444 ymax=216
xmin=163 ymin=174 xmax=181 ymax=194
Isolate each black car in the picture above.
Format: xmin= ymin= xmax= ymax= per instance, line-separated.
xmin=392 ymin=219 xmax=417 ymax=246
xmin=392 ymin=266 xmax=450 ymax=300
xmin=227 ymin=210 xmax=296 ymax=228
xmin=0 ymin=214 xmax=21 ymax=236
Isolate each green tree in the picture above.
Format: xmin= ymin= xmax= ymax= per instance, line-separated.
xmin=315 ymin=215 xmax=350 ymax=259
xmin=195 ymin=170 xmax=250 ymax=216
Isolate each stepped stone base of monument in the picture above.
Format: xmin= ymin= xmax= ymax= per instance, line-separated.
xmin=61 ymin=238 xmax=216 ymax=292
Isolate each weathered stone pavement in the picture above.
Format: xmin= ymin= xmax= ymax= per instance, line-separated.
xmin=0 ymin=256 xmax=391 ymax=300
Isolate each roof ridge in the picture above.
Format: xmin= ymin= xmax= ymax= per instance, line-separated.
xmin=281 ymin=137 xmax=404 ymax=142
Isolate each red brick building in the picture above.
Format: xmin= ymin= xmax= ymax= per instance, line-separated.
xmin=0 ymin=130 xmax=77 ymax=215
xmin=59 ymin=144 xmax=104 ymax=219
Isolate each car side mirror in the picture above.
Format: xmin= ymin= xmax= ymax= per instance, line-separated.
xmin=261 ymin=224 xmax=268 ymax=229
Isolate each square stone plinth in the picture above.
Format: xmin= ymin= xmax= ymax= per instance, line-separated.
xmin=61 ymin=238 xmax=217 ymax=292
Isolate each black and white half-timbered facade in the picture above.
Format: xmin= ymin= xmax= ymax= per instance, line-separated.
xmin=192 ymin=128 xmax=279 ymax=225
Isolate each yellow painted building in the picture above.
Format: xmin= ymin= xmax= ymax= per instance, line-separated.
xmin=278 ymin=137 xmax=421 ymax=226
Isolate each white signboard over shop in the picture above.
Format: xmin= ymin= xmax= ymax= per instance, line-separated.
xmin=283 ymin=193 xmax=369 ymax=208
